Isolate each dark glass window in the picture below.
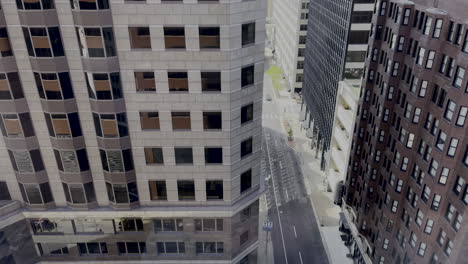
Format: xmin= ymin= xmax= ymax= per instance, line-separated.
xmin=177 ymin=180 xmax=195 ymax=200
xmin=241 ymin=65 xmax=254 ymax=87
xmin=144 ymin=147 xmax=164 ymax=164
xmin=241 ymin=138 xmax=253 ymax=158
xmin=53 ymin=149 xmax=89 ymax=172
xmin=242 ymin=22 xmax=255 ymax=46
xmin=117 ymin=218 xmax=143 ymax=232
xmin=149 ymin=180 xmax=167 ymax=201
xmin=0 ymin=28 xmax=13 ymax=57
xmin=349 ymin=30 xmax=370 ymax=44
xmin=0 ymin=182 xmax=11 ymax=200
xmin=0 ymin=72 xmax=25 ymax=100
xmin=70 ymin=0 xmax=109 ymax=10
xmin=240 ymin=169 xmax=252 ymax=193
xmin=206 ymin=180 xmax=223 ymax=200
xmin=241 ymin=103 xmax=254 ymax=124
xmin=203 ymin=112 xmax=222 ymax=130
xmin=199 ymin=27 xmax=220 ymax=49
xmin=351 ymin=11 xmax=373 ymax=23
xmin=201 ymin=72 xmax=221 ymax=92
xmin=175 ymin=148 xmax=193 ymax=164
xmin=205 ymin=147 xmax=222 ymax=164
xmin=117 ymin=242 xmax=146 ymax=254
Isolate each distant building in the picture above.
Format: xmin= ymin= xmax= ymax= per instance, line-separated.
xmin=301 ymin=0 xmax=374 ymax=169
xmin=270 ymin=0 xmax=310 ymax=93
xmin=344 ymin=0 xmax=468 ymax=263
xmin=327 ymin=79 xmax=361 ymax=201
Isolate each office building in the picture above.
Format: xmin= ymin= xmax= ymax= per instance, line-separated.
xmin=325 ymin=0 xmax=374 ymax=196
xmin=343 ymin=1 xmax=468 ymax=263
xmin=0 ymin=0 xmax=265 ymax=262
xmin=301 ymin=0 xmax=373 ymax=169
xmin=270 ymin=0 xmax=309 ymax=93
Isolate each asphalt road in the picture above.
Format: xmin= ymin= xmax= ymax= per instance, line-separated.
xmin=261 ymin=93 xmax=329 ymax=263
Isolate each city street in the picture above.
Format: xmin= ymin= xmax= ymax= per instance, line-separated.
xmin=260 ymin=72 xmax=329 ymax=264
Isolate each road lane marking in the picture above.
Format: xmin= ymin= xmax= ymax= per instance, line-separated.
xmin=293 ymin=225 xmax=297 ymax=238
xmin=265 ymin=132 xmax=289 ymax=264
xmin=299 ymin=251 xmax=303 ymax=264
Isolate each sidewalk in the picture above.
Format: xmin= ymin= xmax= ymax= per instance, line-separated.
xmin=257 ymin=193 xmax=274 ymax=264
xmin=265 ymin=67 xmax=352 ymax=264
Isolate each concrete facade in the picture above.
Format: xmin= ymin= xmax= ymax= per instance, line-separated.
xmin=0 ymin=0 xmax=265 ymax=263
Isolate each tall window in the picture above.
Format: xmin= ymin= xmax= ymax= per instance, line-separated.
xmin=242 ymin=22 xmax=255 ymax=46
xmin=241 ymin=138 xmax=253 ymax=158
xmin=241 ymin=65 xmax=254 ymax=88
xmin=0 ymin=28 xmax=13 ymax=57
xmin=241 ymin=103 xmax=254 ymax=124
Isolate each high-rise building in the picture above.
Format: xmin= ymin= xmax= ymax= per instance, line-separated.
xmin=343 ymin=1 xmax=468 ymax=263
xmin=270 ymin=0 xmax=309 ymax=93
xmin=0 ymin=0 xmax=265 ymax=263
xmin=301 ymin=0 xmax=373 ymax=168
xmin=325 ymin=0 xmax=374 ymax=197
